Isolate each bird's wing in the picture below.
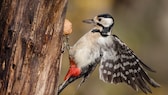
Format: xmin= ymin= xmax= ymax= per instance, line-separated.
xmin=99 ymin=35 xmax=160 ymax=93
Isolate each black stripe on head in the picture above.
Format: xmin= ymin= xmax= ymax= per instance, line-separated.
xmin=91 ymin=29 xmax=100 ymax=33
xmin=96 ymin=22 xmax=113 ymax=37
xmin=97 ymin=13 xmax=113 ymax=19
xmin=96 ymin=21 xmax=114 ymax=30
xmin=96 ymin=13 xmax=114 ymax=29
xmin=97 ymin=23 xmax=105 ymax=28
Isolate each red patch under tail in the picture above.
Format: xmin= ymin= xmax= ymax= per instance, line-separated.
xmin=64 ymin=58 xmax=81 ymax=80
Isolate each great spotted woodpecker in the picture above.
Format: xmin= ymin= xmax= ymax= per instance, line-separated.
xmin=58 ymin=14 xmax=160 ymax=94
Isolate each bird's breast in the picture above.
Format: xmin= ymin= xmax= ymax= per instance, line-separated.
xmin=69 ymin=32 xmax=101 ymax=68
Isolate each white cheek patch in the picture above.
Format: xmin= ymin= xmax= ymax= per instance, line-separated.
xmin=102 ymin=18 xmax=113 ymax=27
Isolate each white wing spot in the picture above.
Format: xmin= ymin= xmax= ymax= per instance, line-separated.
xmin=114 ymin=64 xmax=120 ymax=70
xmin=128 ymin=80 xmax=130 ymax=84
xmin=121 ymin=55 xmax=126 ymax=58
xmin=122 ymin=54 xmax=134 ymax=59
xmin=103 ymin=70 xmax=107 ymax=74
xmin=107 ymin=71 xmax=112 ymax=75
xmin=105 ymin=63 xmax=109 ymax=67
xmin=117 ymin=72 xmax=120 ymax=77
xmin=109 ymin=63 xmax=113 ymax=68
xmin=125 ymin=71 xmax=129 ymax=75
xmin=131 ymin=55 xmax=135 ymax=58
xmin=123 ymin=62 xmax=130 ymax=66
xmin=112 ymin=73 xmax=117 ymax=78
xmin=134 ymin=69 xmax=137 ymax=73
xmin=138 ymin=67 xmax=141 ymax=71
xmin=120 ymin=65 xmax=125 ymax=70
xmin=133 ymin=62 xmax=137 ymax=65
xmin=128 ymin=50 xmax=131 ymax=53
xmin=136 ymin=59 xmax=139 ymax=62
xmin=129 ymin=69 xmax=133 ymax=73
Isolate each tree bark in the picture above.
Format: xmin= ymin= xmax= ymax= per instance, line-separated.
xmin=0 ymin=0 xmax=67 ymax=95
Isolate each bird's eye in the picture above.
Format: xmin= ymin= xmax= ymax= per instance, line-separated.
xmin=98 ymin=18 xmax=102 ymax=21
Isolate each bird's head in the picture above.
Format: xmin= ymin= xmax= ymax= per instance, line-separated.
xmin=83 ymin=13 xmax=114 ymax=36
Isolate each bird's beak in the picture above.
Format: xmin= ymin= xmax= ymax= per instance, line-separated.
xmin=82 ymin=19 xmax=94 ymax=24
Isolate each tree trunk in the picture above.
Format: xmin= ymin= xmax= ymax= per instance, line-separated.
xmin=0 ymin=0 xmax=67 ymax=95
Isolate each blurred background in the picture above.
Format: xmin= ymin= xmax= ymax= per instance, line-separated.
xmin=59 ymin=0 xmax=168 ymax=95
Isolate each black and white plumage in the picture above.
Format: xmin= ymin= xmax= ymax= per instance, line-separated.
xmin=99 ymin=35 xmax=160 ymax=93
xmin=58 ymin=13 xmax=160 ymax=94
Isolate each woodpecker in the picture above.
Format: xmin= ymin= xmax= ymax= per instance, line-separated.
xmin=58 ymin=13 xmax=160 ymax=94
